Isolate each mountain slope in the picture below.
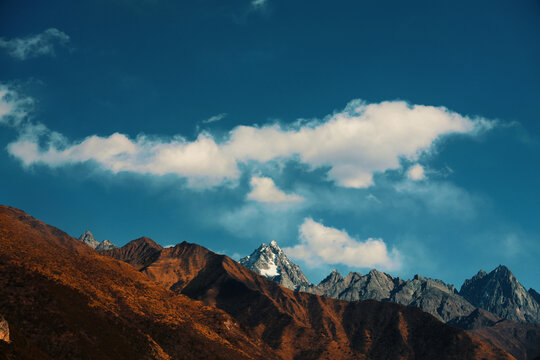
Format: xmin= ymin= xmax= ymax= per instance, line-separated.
xmin=0 ymin=205 xmax=277 ymax=360
xmin=239 ymin=241 xmax=309 ymax=290
xmin=469 ymin=321 xmax=540 ymax=360
xmin=107 ymin=239 xmax=514 ymax=360
xmin=101 ymin=236 xmax=163 ymax=270
xmin=460 ymin=266 xmax=540 ymax=323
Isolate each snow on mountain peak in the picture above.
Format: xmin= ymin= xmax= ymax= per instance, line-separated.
xmin=239 ymin=240 xmax=310 ymax=290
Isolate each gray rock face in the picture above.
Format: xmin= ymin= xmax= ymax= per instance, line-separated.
xmin=529 ymin=288 xmax=540 ymax=305
xmin=79 ymin=230 xmax=100 ymax=249
xmin=460 ymin=265 xmax=540 ymax=323
xmin=304 ymin=271 xmax=475 ymax=322
xmin=95 ymin=239 xmax=117 ymax=251
xmin=0 ymin=314 xmax=9 ymax=343
xmin=239 ymin=241 xmax=310 ymax=290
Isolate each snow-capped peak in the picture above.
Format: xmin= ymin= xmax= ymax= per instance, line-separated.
xmin=239 ymin=240 xmax=310 ymax=290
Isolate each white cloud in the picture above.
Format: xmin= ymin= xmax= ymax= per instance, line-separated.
xmin=284 ymin=218 xmax=401 ymax=270
xmin=251 ymin=0 xmax=268 ymax=9
xmin=407 ymin=164 xmax=425 ymax=180
xmin=0 ymin=85 xmax=34 ymax=127
xmin=202 ymin=113 xmax=227 ymax=124
xmin=0 ymin=28 xmax=70 ymax=60
xmin=221 ymin=100 xmax=490 ymax=188
xmin=1 ymin=84 xmax=493 ymax=189
xmin=247 ymin=176 xmax=304 ymax=203
xmin=8 ymin=132 xmax=240 ymax=187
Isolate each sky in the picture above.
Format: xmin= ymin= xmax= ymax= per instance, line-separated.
xmin=1 ymin=0 xmax=539 ymax=290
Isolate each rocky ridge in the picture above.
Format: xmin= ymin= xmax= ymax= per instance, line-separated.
xmin=302 ymin=270 xmax=476 ymax=322
xmin=95 ymin=239 xmax=117 ymax=251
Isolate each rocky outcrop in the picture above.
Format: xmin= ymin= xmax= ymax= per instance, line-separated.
xmin=95 ymin=239 xmax=117 ymax=251
xmin=0 ymin=315 xmax=9 ymax=343
xmin=389 ymin=275 xmax=476 ymax=322
xmin=460 ymin=265 xmax=540 ymax=323
xmin=79 ymin=230 xmax=118 ymax=251
xmin=529 ymin=288 xmax=540 ymax=304
xmin=239 ymin=240 xmax=310 ymax=290
xmin=78 ymin=230 xmax=99 ymax=249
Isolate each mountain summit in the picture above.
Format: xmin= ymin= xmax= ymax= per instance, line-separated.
xmin=78 ymin=230 xmax=100 ymax=249
xmin=239 ymin=240 xmax=309 ymax=290
xmin=460 ymin=265 xmax=540 ymax=323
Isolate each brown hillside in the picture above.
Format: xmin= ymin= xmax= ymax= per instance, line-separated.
xmin=0 ymin=205 xmax=277 ymax=360
xmin=470 ymin=321 xmax=540 ymax=360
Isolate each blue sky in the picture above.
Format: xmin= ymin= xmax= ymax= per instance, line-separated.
xmin=1 ymin=0 xmax=539 ymax=290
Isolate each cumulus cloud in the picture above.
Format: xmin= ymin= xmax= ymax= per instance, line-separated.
xmin=247 ymin=176 xmax=304 ymax=203
xmin=1 ymin=84 xmax=493 ymax=189
xmin=202 ymin=113 xmax=227 ymax=124
xmin=284 ymin=218 xmax=401 ymax=270
xmin=407 ymin=164 xmax=426 ymax=180
xmin=0 ymin=28 xmax=70 ymax=60
xmin=221 ymin=100 xmax=491 ymax=188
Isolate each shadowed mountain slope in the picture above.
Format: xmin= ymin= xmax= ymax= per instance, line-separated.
xmin=0 ymin=205 xmax=277 ymax=360
xmin=449 ymin=310 xmax=540 ymax=360
xmin=106 ymin=239 xmax=514 ymax=360
xmin=469 ymin=322 xmax=540 ymax=360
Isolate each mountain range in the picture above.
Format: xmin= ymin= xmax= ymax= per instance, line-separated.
xmin=240 ymin=240 xmax=540 ymax=359
xmin=241 ymin=240 xmax=540 ymax=324
xmin=0 ymin=205 xmax=515 ymax=359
